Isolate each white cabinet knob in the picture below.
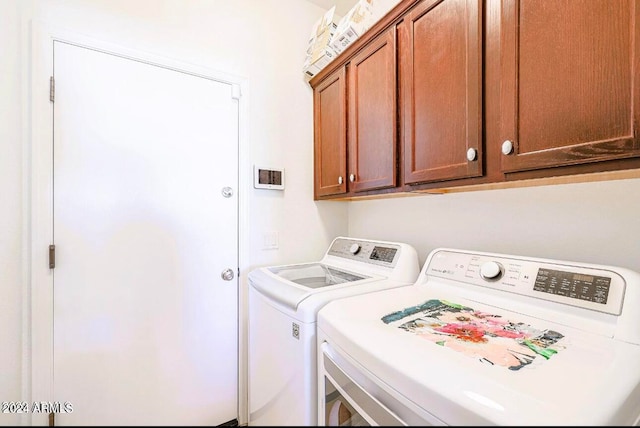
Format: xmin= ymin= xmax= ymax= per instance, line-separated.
xmin=502 ymin=140 xmax=514 ymax=155
xmin=466 ymin=148 xmax=477 ymax=161
xmin=338 ymin=176 xmax=343 ymax=185
xmin=349 ymin=174 xmax=355 ymax=182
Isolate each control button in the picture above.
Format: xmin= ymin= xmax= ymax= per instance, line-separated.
xmin=480 ymin=261 xmax=503 ymax=280
xmin=349 ymin=244 xmax=361 ymax=255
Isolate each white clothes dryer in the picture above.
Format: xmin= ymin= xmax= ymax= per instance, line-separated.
xmin=247 ymin=237 xmax=419 ymax=426
xmin=318 ymin=248 xmax=640 ymax=426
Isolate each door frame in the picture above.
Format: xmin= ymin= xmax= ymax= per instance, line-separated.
xmin=27 ymin=21 xmax=250 ymax=426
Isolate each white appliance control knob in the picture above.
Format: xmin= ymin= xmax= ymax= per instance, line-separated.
xmin=349 ymin=243 xmax=361 ymax=255
xmin=480 ymin=261 xmax=503 ymax=280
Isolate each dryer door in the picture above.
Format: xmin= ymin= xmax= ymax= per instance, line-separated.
xmin=320 ymin=343 xmax=442 ymax=426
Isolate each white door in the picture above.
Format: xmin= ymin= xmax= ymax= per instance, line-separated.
xmin=52 ymin=41 xmax=238 ymax=426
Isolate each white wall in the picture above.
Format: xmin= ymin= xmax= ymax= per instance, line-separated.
xmin=1 ymin=0 xmax=348 ymax=425
xmin=0 ymin=2 xmax=24 ymax=427
xmin=329 ymin=0 xmax=400 ymax=20
xmin=349 ymin=178 xmax=640 ymax=272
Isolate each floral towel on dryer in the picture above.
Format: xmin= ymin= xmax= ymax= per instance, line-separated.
xmin=381 ymin=299 xmax=564 ymax=371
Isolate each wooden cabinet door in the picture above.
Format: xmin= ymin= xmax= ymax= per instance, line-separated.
xmin=500 ymin=0 xmax=640 ymax=173
xmin=314 ymin=67 xmax=347 ymax=198
xmin=402 ymin=0 xmax=483 ymax=185
xmin=348 ymin=27 xmax=397 ymax=192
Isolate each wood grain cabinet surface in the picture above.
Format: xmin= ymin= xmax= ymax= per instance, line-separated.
xmin=401 ymin=0 xmax=482 ymax=185
xmin=310 ymin=0 xmax=640 ymax=200
xmin=313 ymin=66 xmax=347 ymax=198
xmin=348 ymin=27 xmax=398 ymax=193
xmin=499 ymin=0 xmax=640 ymax=174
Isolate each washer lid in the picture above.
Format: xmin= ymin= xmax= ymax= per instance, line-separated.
xmin=318 ymin=282 xmax=640 ymax=426
xmin=248 ymin=263 xmax=374 ymax=310
xmin=269 ymin=263 xmax=369 ymax=289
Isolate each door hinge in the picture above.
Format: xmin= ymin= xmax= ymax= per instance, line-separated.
xmin=231 ymin=83 xmax=241 ymax=100
xmin=48 ymin=411 xmax=55 ymax=426
xmin=49 ymin=244 xmax=56 ymax=269
xmin=50 ymin=76 xmax=55 ymax=102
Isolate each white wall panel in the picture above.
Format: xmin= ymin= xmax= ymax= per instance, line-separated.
xmin=348 ymin=178 xmax=640 ymax=272
xmin=0 ymin=1 xmax=24 ymax=425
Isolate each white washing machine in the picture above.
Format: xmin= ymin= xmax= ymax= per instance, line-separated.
xmin=247 ymin=237 xmax=419 ymax=426
xmin=317 ymin=248 xmax=640 ymax=426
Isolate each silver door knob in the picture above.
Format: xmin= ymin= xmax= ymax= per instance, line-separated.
xmin=221 ymin=187 xmax=234 ymax=198
xmin=221 ymin=268 xmax=235 ymax=281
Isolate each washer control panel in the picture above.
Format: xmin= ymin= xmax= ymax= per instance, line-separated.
xmin=425 ymin=250 xmax=625 ymax=315
xmin=327 ymin=238 xmax=400 ymax=268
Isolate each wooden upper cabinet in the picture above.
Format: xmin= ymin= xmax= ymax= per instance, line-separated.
xmin=401 ymin=0 xmax=483 ymax=185
xmin=313 ymin=67 xmax=347 ymax=198
xmin=348 ymin=27 xmax=397 ymax=192
xmin=500 ymin=0 xmax=640 ymax=173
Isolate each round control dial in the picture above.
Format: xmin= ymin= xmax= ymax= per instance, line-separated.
xmin=480 ymin=261 xmax=503 ymax=280
xmin=349 ymin=243 xmax=361 ymax=255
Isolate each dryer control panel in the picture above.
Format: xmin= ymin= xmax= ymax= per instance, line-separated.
xmin=425 ymin=250 xmax=626 ymax=315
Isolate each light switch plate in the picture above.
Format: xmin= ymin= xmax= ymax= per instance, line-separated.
xmin=263 ymin=231 xmax=279 ymax=250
